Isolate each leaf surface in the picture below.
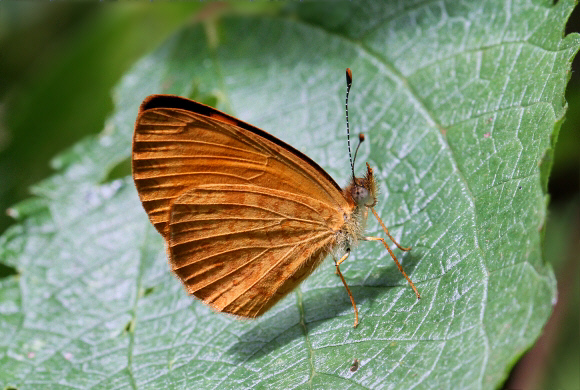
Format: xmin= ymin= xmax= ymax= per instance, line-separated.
xmin=1 ymin=1 xmax=578 ymax=388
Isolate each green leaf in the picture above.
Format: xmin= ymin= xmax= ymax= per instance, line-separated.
xmin=1 ymin=1 xmax=578 ymax=388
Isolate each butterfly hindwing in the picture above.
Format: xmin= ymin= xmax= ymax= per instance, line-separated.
xmin=169 ymin=184 xmax=340 ymax=317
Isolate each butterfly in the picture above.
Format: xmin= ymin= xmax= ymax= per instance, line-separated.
xmin=132 ymin=69 xmax=420 ymax=327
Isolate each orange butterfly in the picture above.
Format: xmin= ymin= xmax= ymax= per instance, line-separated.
xmin=132 ymin=69 xmax=420 ymax=327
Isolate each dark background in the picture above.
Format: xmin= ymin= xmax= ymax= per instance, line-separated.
xmin=0 ymin=4 xmax=577 ymax=389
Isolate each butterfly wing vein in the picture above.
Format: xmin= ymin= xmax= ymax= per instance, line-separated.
xmin=170 ymin=184 xmax=339 ymax=317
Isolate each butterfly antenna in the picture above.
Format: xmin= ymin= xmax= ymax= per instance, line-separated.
xmin=352 ymin=133 xmax=365 ymax=168
xmin=345 ymin=68 xmax=356 ymax=181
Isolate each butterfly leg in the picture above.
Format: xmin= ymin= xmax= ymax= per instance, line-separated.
xmin=370 ymin=208 xmax=411 ymax=251
xmin=336 ymin=247 xmax=350 ymax=266
xmin=334 ymin=250 xmax=359 ymax=328
xmin=364 ymin=236 xmax=421 ymax=299
xmin=333 ymin=246 xmax=350 ymax=275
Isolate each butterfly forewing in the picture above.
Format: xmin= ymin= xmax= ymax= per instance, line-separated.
xmin=132 ymin=95 xmax=350 ymax=238
xmin=132 ymin=95 xmax=355 ymax=317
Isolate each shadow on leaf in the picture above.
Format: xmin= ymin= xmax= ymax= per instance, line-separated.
xmin=225 ymin=250 xmax=422 ymax=363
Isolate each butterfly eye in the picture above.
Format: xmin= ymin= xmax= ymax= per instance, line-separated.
xmin=352 ymin=185 xmax=372 ymax=206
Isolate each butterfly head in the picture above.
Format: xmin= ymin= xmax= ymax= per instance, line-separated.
xmin=347 ymin=163 xmax=378 ymax=208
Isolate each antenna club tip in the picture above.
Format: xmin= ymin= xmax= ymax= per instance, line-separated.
xmin=358 ymin=133 xmax=365 ymax=142
xmin=346 ymin=68 xmax=352 ymax=86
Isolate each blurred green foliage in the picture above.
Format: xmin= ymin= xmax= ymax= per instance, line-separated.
xmin=0 ymin=3 xmax=203 ymax=234
xmin=0 ymin=3 xmax=577 ymax=389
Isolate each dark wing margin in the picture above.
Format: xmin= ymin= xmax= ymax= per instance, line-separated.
xmin=138 ymin=94 xmax=343 ymax=194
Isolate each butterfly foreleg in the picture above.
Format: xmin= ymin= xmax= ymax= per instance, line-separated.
xmin=370 ymin=208 xmax=411 ymax=251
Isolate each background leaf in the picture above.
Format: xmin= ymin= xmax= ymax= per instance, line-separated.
xmin=0 ymin=2 xmax=204 ymax=234
xmin=1 ymin=1 xmax=578 ymax=389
